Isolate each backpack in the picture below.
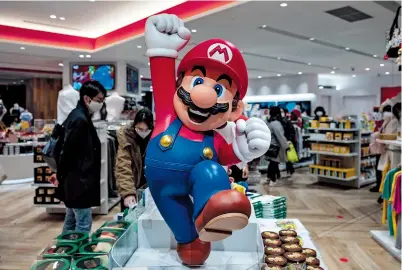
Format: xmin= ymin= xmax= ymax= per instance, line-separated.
xmin=42 ymin=124 xmax=65 ymax=172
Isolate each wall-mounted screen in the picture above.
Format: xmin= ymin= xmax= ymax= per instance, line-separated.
xmin=126 ymin=65 xmax=139 ymax=94
xmin=278 ymin=101 xmax=311 ymax=116
xmin=72 ymin=64 xmax=115 ymax=90
xmin=245 ymin=102 xmax=276 ymax=118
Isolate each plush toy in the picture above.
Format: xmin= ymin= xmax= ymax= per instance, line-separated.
xmin=144 ymin=14 xmax=271 ymax=265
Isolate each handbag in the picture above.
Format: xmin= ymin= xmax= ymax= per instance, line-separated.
xmin=386 ymin=6 xmax=401 ymax=58
xmin=286 ymin=142 xmax=299 ymax=163
xmin=42 ymin=124 xmax=65 ymax=172
xmin=265 ymin=144 xmax=280 ymax=158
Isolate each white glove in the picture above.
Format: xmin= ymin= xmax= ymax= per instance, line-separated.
xmin=233 ymin=118 xmax=271 ymax=162
xmin=145 ymin=14 xmax=191 ymax=58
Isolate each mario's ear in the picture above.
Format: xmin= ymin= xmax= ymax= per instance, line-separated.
xmin=229 ymin=100 xmax=244 ymax=121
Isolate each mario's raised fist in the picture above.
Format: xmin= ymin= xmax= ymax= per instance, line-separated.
xmin=145 ymin=14 xmax=191 ymax=58
xmin=233 ymin=117 xmax=271 ymax=162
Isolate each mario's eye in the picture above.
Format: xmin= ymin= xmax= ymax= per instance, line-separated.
xmin=190 ymin=76 xmax=204 ymax=89
xmin=213 ymin=84 xmax=226 ymax=97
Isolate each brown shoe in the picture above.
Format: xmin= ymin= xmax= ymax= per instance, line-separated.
xmin=176 ymin=238 xmax=211 ymax=265
xmin=195 ymin=190 xmax=251 ymax=242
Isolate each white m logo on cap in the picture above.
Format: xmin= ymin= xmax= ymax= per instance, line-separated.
xmin=207 ymin=43 xmax=233 ymax=64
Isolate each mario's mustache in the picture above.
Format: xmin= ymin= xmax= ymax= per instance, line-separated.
xmin=177 ymin=87 xmax=229 ymax=115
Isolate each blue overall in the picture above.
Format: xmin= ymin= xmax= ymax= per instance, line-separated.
xmin=145 ymin=118 xmax=231 ymax=244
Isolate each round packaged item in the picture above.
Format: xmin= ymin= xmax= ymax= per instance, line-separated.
xmin=56 ymin=232 xmax=89 ymax=245
xmin=302 ymin=248 xmax=317 ymax=257
xmin=261 ymin=231 xmax=279 ymax=239
xmin=72 ymin=255 xmax=109 ymax=270
xmin=100 ymin=220 xmax=130 ymax=230
xmin=265 ymin=246 xmax=285 ymax=256
xmin=91 ymin=229 xmax=123 ymax=242
xmin=280 ymin=236 xmax=300 ymax=244
xmin=282 ymin=243 xmax=302 ymax=252
xmin=30 ymin=258 xmax=70 ymax=270
xmin=307 ymin=266 xmax=324 ymax=270
xmin=306 ymin=256 xmax=320 ymax=266
xmin=279 ymin=229 xmax=297 ymax=237
xmin=79 ymin=240 xmax=114 ymax=254
xmin=264 ymin=238 xmax=282 ymax=247
xmin=261 ymin=264 xmax=282 ymax=270
xmin=43 ymin=243 xmax=79 ymax=259
xmin=264 ymin=255 xmax=287 ymax=267
xmin=284 ymin=252 xmax=306 ymax=270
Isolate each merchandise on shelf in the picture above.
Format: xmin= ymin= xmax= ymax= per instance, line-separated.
xmin=309 ymin=165 xmax=356 ymax=179
xmin=249 ymin=193 xmax=287 ymax=219
xmin=100 ymin=220 xmax=130 ymax=231
xmin=41 ymin=242 xmax=80 ymax=259
xmin=91 ymin=228 xmax=124 ymax=242
xmin=34 ymin=166 xmax=53 ymax=183
xmin=30 ymin=258 xmax=71 ymax=270
xmin=78 ymin=240 xmax=114 ymax=255
xmin=71 ymin=255 xmax=109 ymax=270
xmin=56 ymin=232 xmax=90 ymax=246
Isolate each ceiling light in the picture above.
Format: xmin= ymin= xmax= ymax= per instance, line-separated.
xmin=385 ymin=72 xmax=390 ymax=75
xmin=330 ymin=71 xmax=335 ymax=74
xmin=148 ymin=62 xmax=150 ymax=65
xmin=380 ymin=63 xmax=385 ymax=67
xmin=89 ymin=0 xmax=96 ymax=2
xmin=307 ymin=62 xmax=312 ymax=65
xmin=191 ymin=29 xmax=197 ymax=33
xmin=298 ymin=72 xmax=302 ymax=75
xmin=277 ymin=57 xmax=281 ymax=60
xmin=20 ymin=47 xmax=25 ymax=50
xmin=59 ymin=17 xmax=66 ymax=21
xmin=280 ymin=3 xmax=288 ymax=7
xmin=257 ymin=76 xmax=262 ymax=79
xmin=20 ymin=80 xmax=24 ymax=82
xmin=333 ymin=67 xmax=337 ymax=70
xmin=140 ymin=75 xmax=144 ymax=78
xmin=309 ymin=37 xmax=315 ymax=41
xmin=373 ymin=54 xmax=377 ymax=57
xmin=365 ymin=68 xmax=370 ymax=71
xmin=240 ymin=50 xmax=244 ymax=53
xmin=58 ymin=63 xmax=64 ymax=67
xmin=85 ymin=55 xmax=91 ymax=58
xmin=79 ymin=55 xmax=84 ymax=58
xmin=137 ymin=45 xmax=142 ymax=49
xmin=336 ymin=87 xmax=340 ymax=91
xmin=50 ymin=15 xmax=57 ymax=19
xmin=319 ymin=86 xmax=324 ymax=89
xmin=345 ymin=47 xmax=350 ymax=50
xmin=277 ymin=74 xmax=281 ymax=77
xmin=352 ymin=74 xmax=356 ymax=77
xmin=261 ymin=25 xmax=267 ymax=28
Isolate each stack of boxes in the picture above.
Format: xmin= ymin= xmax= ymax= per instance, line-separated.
xmin=249 ymin=193 xmax=287 ymax=219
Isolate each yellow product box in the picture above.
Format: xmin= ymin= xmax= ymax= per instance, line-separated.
xmin=319 ymin=144 xmax=327 ymax=151
xmin=345 ymin=120 xmax=352 ymax=129
xmin=339 ymin=146 xmax=350 ymax=154
xmin=326 ymin=144 xmax=334 ymax=152
xmin=335 ymin=133 xmax=342 ymax=140
xmin=311 ymin=143 xmax=318 ymax=151
xmin=319 ymin=122 xmax=330 ymax=128
xmin=311 ymin=120 xmax=319 ymax=128
xmin=325 ymin=132 xmax=334 ymax=140
xmin=320 ymin=116 xmax=329 ymax=122
xmin=343 ymin=133 xmax=353 ymax=140
xmin=333 ymin=145 xmax=341 ymax=153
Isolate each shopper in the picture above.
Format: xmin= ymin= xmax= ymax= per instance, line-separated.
xmin=49 ymin=80 xmax=106 ymax=233
xmin=266 ymin=106 xmax=289 ymax=185
xmin=281 ymin=112 xmax=296 ymax=175
xmin=115 ymin=107 xmax=154 ymax=211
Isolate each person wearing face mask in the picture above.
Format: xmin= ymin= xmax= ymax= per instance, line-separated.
xmin=115 ymin=107 xmax=154 ymax=211
xmin=313 ymin=106 xmax=327 ymax=121
xmin=48 ymin=80 xmax=106 ymax=232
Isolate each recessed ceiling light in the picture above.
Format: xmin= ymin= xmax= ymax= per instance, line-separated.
xmin=148 ymin=62 xmax=150 ymax=65
xmin=79 ymin=55 xmax=84 ymax=58
xmin=277 ymin=57 xmax=281 ymax=60
xmin=380 ymin=63 xmax=385 ymax=67
xmin=257 ymin=76 xmax=262 ymax=79
xmin=373 ymin=54 xmax=377 ymax=57
xmin=307 ymin=62 xmax=312 ymax=65
xmin=345 ymin=47 xmax=350 ymax=50
xmin=309 ymin=37 xmax=315 ymax=41
xmin=277 ymin=74 xmax=281 ymax=77
xmin=58 ymin=63 xmax=64 ymax=67
xmin=280 ymin=3 xmax=288 ymax=7
xmin=85 ymin=55 xmax=91 ymax=58
xmin=298 ymin=72 xmax=302 ymax=75
xmin=140 ymin=75 xmax=144 ymax=78
xmin=352 ymin=74 xmax=356 ymax=77
xmin=20 ymin=80 xmax=24 ymax=82
xmin=59 ymin=17 xmax=66 ymax=21
xmin=330 ymin=71 xmax=335 ymax=74
xmin=261 ymin=25 xmax=267 ymax=28
xmin=137 ymin=45 xmax=142 ymax=49
xmin=191 ymin=29 xmax=197 ymax=33
xmin=319 ymin=86 xmax=324 ymax=89
xmin=240 ymin=50 xmax=244 ymax=53
xmin=89 ymin=0 xmax=96 ymax=2
xmin=385 ymin=72 xmax=390 ymax=75
xmin=50 ymin=15 xmax=57 ymax=19
xmin=365 ymin=68 xmax=370 ymax=71
xmin=333 ymin=67 xmax=337 ymax=70
xmin=20 ymin=47 xmax=25 ymax=50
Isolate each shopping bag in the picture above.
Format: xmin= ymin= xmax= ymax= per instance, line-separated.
xmin=286 ymin=142 xmax=299 ymax=163
xmin=386 ymin=6 xmax=401 ymax=58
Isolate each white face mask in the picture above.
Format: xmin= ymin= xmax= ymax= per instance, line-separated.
xmin=88 ymin=100 xmax=103 ymax=113
xmin=383 ymin=111 xmax=393 ymax=119
xmin=281 ymin=113 xmax=285 ymax=117
xmin=136 ymin=129 xmax=151 ymax=139
xmin=316 ymin=111 xmax=323 ymax=116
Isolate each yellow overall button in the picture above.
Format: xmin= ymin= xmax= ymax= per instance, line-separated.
xmin=203 ymin=147 xmax=214 ymax=160
xmin=160 ymin=135 xmax=173 ymax=148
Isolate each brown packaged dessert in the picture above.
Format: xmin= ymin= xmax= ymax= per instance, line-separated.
xmin=282 ymin=243 xmax=302 ymax=252
xmin=306 ymin=256 xmax=320 ymax=266
xmin=264 ymin=255 xmax=287 ymax=267
xmin=307 ymin=266 xmax=324 ymax=270
xmin=264 ymin=238 xmax=282 ymax=247
xmin=261 ymin=231 xmax=280 ymax=239
xmin=280 ymin=236 xmax=300 ymax=244
xmin=284 ymin=252 xmax=306 ymax=268
xmin=279 ymin=229 xmax=297 ymax=237
xmin=302 ymin=248 xmax=317 ymax=257
xmin=265 ymin=246 xmax=285 ymax=256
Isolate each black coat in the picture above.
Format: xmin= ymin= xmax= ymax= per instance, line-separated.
xmin=56 ymin=102 xmax=101 ymax=208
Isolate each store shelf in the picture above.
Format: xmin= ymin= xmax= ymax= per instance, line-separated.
xmin=371 ymin=230 xmax=401 ymax=261
xmin=308 ymin=128 xmax=359 ymax=132
xmin=314 ymin=174 xmax=358 ymax=181
xmin=376 ymin=139 xmax=402 ymax=147
xmin=310 ymin=151 xmax=358 ymax=157
xmin=308 ymin=139 xmax=358 ymax=144
xmin=32 ymin=183 xmax=55 ymax=187
xmin=34 ymin=203 xmax=65 ymax=208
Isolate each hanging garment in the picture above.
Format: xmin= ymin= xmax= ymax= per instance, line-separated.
xmin=393 ymin=174 xmax=401 ymax=214
xmin=382 ymin=168 xmax=400 ymax=236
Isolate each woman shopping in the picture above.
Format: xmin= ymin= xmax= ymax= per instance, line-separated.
xmin=115 ymin=108 xmax=154 ymax=211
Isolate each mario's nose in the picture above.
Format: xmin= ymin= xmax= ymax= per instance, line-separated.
xmin=190 ymin=85 xmax=217 ymax=109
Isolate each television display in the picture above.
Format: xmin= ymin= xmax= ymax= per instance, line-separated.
xmin=126 ymin=65 xmax=139 ymax=94
xmin=72 ymin=64 xmax=115 ymax=90
xmin=278 ymin=101 xmax=311 ymax=116
xmin=245 ymin=102 xmax=276 ymax=118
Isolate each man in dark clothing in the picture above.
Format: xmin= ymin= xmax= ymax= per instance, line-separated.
xmin=281 ymin=115 xmax=296 ymax=175
xmin=49 ymin=80 xmax=106 ymax=232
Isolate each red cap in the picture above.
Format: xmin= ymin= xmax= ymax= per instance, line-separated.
xmin=178 ymin=39 xmax=248 ymax=99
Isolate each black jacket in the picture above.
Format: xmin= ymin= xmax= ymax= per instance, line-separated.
xmin=281 ymin=117 xmax=296 ymax=145
xmin=56 ymin=102 xmax=101 ymax=208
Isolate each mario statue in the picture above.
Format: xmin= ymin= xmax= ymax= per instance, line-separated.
xmin=144 ymin=14 xmax=271 ymax=265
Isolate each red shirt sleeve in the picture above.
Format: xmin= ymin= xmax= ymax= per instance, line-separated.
xmin=149 ymin=57 xmax=177 ymax=133
xmin=214 ymin=132 xmax=241 ymax=166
